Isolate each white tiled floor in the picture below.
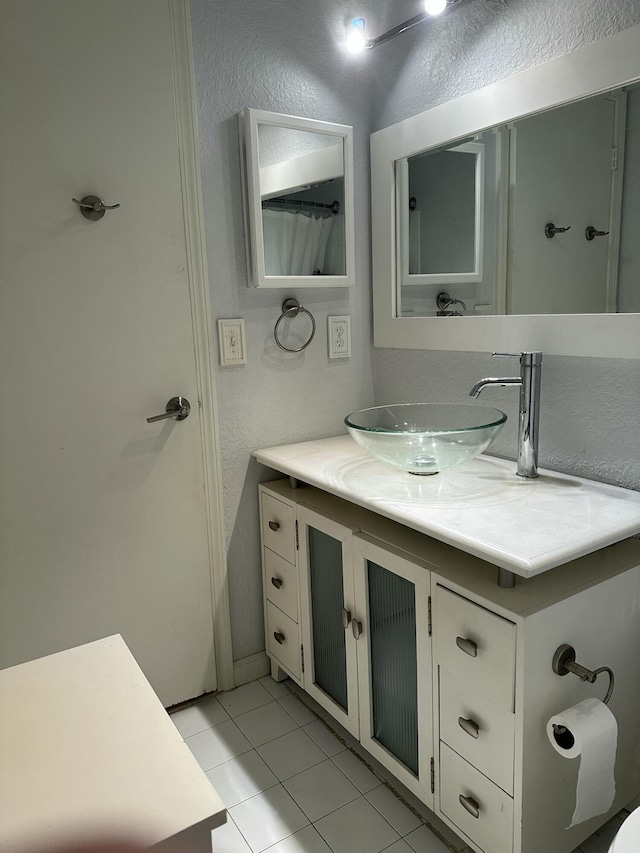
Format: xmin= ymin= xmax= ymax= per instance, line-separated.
xmin=171 ymin=677 xmax=629 ymax=853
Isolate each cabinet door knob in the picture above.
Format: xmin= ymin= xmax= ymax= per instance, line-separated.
xmin=456 ymin=636 xmax=478 ymax=657
xmin=352 ymin=619 xmax=362 ymax=640
xmin=271 ymin=576 xmax=283 ymax=589
xmin=273 ymin=631 xmax=285 ymax=645
xmin=268 ymin=520 xmax=280 ymax=531
xmin=341 ymin=608 xmax=352 ymax=629
xmin=459 ymin=794 xmax=480 ymax=819
xmin=458 ymin=717 xmax=480 ymax=739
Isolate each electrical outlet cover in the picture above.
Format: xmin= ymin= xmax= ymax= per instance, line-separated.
xmin=328 ymin=315 xmax=351 ymax=358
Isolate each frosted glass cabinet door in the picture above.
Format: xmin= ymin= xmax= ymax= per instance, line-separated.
xmin=353 ymin=534 xmax=433 ymax=806
xmin=298 ymin=506 xmax=360 ymax=738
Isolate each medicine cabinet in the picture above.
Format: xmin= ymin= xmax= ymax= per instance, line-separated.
xmin=239 ymin=109 xmax=355 ymax=288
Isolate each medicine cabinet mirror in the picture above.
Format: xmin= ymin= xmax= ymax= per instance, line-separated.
xmin=372 ymin=23 xmax=640 ymax=358
xmin=239 ymin=109 xmax=355 ymax=288
xmin=397 ymin=142 xmax=485 ymax=292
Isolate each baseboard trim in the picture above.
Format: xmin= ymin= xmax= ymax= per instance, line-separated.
xmin=233 ymin=652 xmax=271 ymax=687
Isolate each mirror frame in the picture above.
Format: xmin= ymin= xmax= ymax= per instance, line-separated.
xmin=371 ymin=23 xmax=640 ymax=358
xmin=239 ymin=108 xmax=355 ymax=288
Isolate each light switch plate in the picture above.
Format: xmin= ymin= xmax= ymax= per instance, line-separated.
xmin=328 ymin=315 xmax=351 ymax=358
xmin=218 ymin=319 xmax=247 ymax=365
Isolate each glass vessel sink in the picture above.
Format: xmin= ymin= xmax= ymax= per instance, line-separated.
xmin=345 ymin=403 xmax=507 ymax=475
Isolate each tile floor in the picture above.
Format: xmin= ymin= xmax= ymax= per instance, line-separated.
xmin=170 ymin=677 xmax=630 ymax=853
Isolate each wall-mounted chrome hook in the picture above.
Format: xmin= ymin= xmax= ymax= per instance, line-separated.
xmin=72 ymin=195 xmax=121 ymax=222
xmin=585 ymin=225 xmax=610 ymax=241
xmin=545 ymin=222 xmax=571 ymax=239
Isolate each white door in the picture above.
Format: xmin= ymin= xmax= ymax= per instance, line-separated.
xmin=0 ymin=1 xmax=225 ymax=706
xmin=507 ymin=93 xmax=623 ymax=314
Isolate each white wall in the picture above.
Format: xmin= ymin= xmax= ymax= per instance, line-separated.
xmin=189 ymin=0 xmax=376 ymax=662
xmin=190 ymin=0 xmax=640 ymax=665
xmin=369 ymin=0 xmax=640 ymax=490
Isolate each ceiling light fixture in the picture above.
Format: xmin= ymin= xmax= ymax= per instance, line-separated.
xmin=424 ymin=0 xmax=448 ymax=15
xmin=345 ymin=0 xmax=466 ymax=54
xmin=345 ymin=17 xmax=367 ymax=54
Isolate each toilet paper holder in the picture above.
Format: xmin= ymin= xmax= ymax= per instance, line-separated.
xmin=552 ymin=644 xmax=615 ymax=705
xmin=551 ymin=645 xmax=615 ymax=746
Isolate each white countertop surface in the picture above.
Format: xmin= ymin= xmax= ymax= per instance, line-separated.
xmin=0 ymin=635 xmax=225 ymax=852
xmin=254 ymin=435 xmax=640 ymax=577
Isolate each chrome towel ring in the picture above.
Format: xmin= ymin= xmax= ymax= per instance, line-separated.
xmin=274 ymin=298 xmax=316 ymax=353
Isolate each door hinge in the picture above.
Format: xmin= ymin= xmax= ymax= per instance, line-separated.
xmin=430 ymin=756 xmax=435 ymax=794
xmin=612 ymin=146 xmax=619 ymax=171
xmin=428 ymin=595 xmax=432 ymax=637
xmin=300 ymin=643 xmax=304 ymax=673
xmin=295 ymin=519 xmax=299 ymax=550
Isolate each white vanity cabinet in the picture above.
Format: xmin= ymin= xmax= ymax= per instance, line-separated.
xmin=259 ymin=481 xmax=435 ymax=804
xmin=258 ymin=479 xmax=640 ymax=853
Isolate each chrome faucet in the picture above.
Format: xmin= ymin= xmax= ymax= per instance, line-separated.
xmin=469 ymin=352 xmax=542 ymax=478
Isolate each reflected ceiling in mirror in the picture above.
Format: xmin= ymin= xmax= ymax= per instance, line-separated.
xmin=239 ymin=109 xmax=354 ymax=288
xmin=371 ymin=22 xmax=640 ymax=357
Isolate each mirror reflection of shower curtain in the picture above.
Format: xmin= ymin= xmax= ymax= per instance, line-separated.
xmin=263 ymin=209 xmax=333 ymax=275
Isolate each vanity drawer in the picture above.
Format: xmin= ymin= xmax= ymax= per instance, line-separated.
xmin=439 ymin=668 xmax=514 ymax=795
xmin=266 ymin=601 xmax=300 ymax=679
xmin=264 ymin=547 xmax=298 ymax=622
xmin=440 ymin=743 xmax=513 ymax=853
xmin=261 ymin=491 xmax=296 ymax=565
xmin=435 ymin=585 xmax=516 ymax=711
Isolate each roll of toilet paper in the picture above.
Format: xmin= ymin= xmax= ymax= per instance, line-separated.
xmin=547 ymin=697 xmax=617 ymax=828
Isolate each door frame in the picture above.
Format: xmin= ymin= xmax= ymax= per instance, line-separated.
xmin=169 ymin=0 xmax=233 ymax=691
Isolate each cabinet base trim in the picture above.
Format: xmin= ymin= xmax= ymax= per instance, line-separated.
xmin=233 ymin=652 xmax=271 ymax=686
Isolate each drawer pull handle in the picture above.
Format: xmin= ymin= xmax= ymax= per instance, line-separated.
xmin=459 ymin=794 xmax=480 ymax=819
xmin=458 ymin=717 xmax=480 ymax=739
xmin=352 ymin=619 xmax=362 ymax=640
xmin=341 ymin=608 xmax=352 ymax=629
xmin=273 ymin=631 xmax=285 ymax=645
xmin=456 ymin=636 xmax=478 ymax=657
xmin=271 ymin=576 xmax=283 ymax=589
xmin=268 ymin=520 xmax=280 ymax=531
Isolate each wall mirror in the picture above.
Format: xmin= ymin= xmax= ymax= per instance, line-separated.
xmin=371 ymin=23 xmax=640 ymax=357
xmin=239 ymin=109 xmax=355 ymax=288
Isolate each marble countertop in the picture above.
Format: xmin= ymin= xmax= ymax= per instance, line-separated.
xmin=253 ymin=435 xmax=640 ymax=577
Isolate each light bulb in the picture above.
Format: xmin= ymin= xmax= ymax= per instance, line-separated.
xmin=424 ymin=0 xmax=447 ymax=15
xmin=346 ymin=18 xmax=367 ymax=54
